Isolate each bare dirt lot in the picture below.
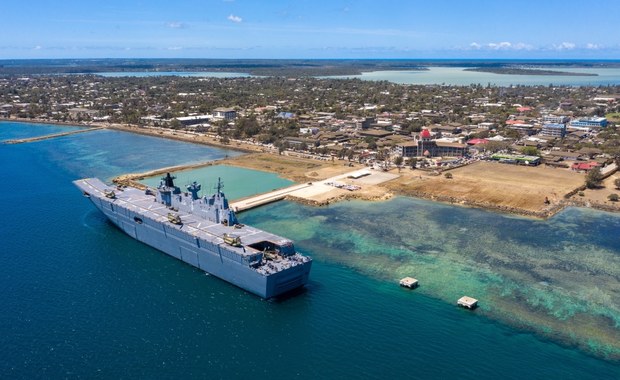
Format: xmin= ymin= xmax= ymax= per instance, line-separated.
xmin=578 ymin=173 xmax=620 ymax=212
xmin=224 ymin=153 xmax=364 ymax=182
xmin=385 ymin=161 xmax=586 ymax=216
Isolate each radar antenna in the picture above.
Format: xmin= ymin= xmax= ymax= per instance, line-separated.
xmin=162 ymin=172 xmax=176 ymax=188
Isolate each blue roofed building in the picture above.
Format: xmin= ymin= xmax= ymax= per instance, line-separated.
xmin=277 ymin=112 xmax=295 ymax=119
xmin=569 ymin=117 xmax=608 ymax=130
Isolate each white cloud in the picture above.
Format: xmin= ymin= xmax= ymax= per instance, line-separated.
xmin=167 ymin=46 xmax=183 ymax=50
xmin=554 ymin=42 xmax=576 ymax=50
xmin=33 ymin=45 xmax=42 ymax=50
xmin=488 ymin=41 xmax=512 ymax=50
xmin=586 ymin=43 xmax=601 ymax=50
xmin=166 ymin=22 xmax=185 ymax=29
xmin=227 ymin=14 xmax=242 ymax=23
xmin=467 ymin=41 xmax=533 ymax=51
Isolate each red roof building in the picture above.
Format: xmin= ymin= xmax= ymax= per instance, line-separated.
xmin=467 ymin=138 xmax=489 ymax=145
xmin=571 ymin=161 xmax=600 ymax=171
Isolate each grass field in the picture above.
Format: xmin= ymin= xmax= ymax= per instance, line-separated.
xmin=606 ymin=113 xmax=620 ymax=123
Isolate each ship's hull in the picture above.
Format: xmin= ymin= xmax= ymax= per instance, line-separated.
xmin=85 ymin=192 xmax=312 ymax=299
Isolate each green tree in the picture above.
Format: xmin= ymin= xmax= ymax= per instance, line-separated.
xmin=608 ymin=193 xmax=619 ymax=202
xmin=169 ymin=118 xmax=181 ymax=129
xmin=365 ymin=137 xmax=378 ymax=150
xmin=585 ymin=167 xmax=603 ymax=189
xmin=484 ymin=141 xmax=511 ymax=153
xmin=615 ymin=178 xmax=620 ymax=190
xmin=521 ymin=146 xmax=540 ymax=156
xmin=393 ymin=156 xmax=404 ymax=166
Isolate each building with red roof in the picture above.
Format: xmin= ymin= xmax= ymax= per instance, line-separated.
xmin=571 ymin=161 xmax=600 ymax=172
xmin=467 ymin=138 xmax=489 ymax=145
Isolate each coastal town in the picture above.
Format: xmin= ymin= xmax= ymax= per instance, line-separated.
xmin=1 ymin=73 xmax=620 ymax=217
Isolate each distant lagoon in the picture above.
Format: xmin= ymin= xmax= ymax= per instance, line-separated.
xmin=324 ymin=67 xmax=620 ymax=86
xmin=95 ymin=71 xmax=254 ymax=78
xmin=87 ymin=67 xmax=620 ymax=86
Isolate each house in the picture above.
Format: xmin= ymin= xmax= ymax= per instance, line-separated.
xmin=467 ymin=138 xmax=489 ymax=146
xmin=358 ymin=129 xmax=393 ymax=139
xmin=545 ymin=150 xmax=583 ymax=161
xmin=67 ymin=107 xmax=98 ymax=121
xmin=213 ymin=107 xmax=237 ymax=120
xmin=571 ymin=161 xmax=600 ymax=172
xmin=176 ymin=114 xmax=211 ymax=126
xmin=277 ymin=112 xmax=295 ymax=119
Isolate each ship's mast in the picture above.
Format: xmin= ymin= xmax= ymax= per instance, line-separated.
xmin=215 ymin=177 xmax=224 ymax=194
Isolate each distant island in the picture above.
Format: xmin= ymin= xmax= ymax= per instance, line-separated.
xmin=0 ymin=58 xmax=428 ymax=77
xmin=465 ymin=67 xmax=598 ymax=76
xmin=2 ymin=59 xmax=619 ymax=77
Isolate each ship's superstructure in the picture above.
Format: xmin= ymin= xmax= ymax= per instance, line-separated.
xmin=75 ymin=173 xmax=312 ymax=298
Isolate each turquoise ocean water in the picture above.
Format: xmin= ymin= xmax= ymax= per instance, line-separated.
xmin=326 ymin=67 xmax=620 ymax=86
xmin=92 ymin=66 xmax=620 ymax=86
xmin=1 ymin=122 xmax=618 ymax=378
xmin=141 ymin=165 xmax=293 ymax=201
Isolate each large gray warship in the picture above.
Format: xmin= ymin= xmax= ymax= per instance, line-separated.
xmin=74 ymin=173 xmax=312 ymax=298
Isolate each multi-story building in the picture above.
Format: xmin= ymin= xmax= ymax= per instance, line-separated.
xmin=213 ymin=107 xmax=237 ymax=120
xmin=506 ymin=123 xmax=536 ymax=136
xmin=542 ymin=114 xmax=570 ymax=124
xmin=540 ymin=123 xmax=567 ymax=138
xmin=569 ymin=117 xmax=608 ymax=130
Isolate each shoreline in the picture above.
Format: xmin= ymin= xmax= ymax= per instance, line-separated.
xmin=1 ymin=117 xmax=95 ymax=128
xmin=5 ymin=118 xmax=620 ymax=218
xmin=464 ymin=67 xmax=599 ymax=77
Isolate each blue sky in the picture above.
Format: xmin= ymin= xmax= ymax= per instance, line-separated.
xmin=2 ymin=0 xmax=619 ymax=59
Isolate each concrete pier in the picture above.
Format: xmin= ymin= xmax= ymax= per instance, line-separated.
xmin=230 ymin=169 xmax=398 ymax=212
xmin=230 ymin=183 xmax=314 ymax=212
xmin=3 ymin=126 xmax=106 ymax=144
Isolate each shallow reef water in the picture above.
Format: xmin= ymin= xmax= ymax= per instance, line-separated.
xmin=243 ymin=198 xmax=620 ymax=359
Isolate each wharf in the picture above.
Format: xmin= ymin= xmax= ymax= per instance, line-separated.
xmin=3 ymin=126 xmax=106 ymax=144
xmin=230 ymin=169 xmax=399 ymax=212
xmin=230 ymin=183 xmax=314 ymax=212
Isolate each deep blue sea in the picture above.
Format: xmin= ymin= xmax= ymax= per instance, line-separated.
xmin=1 ymin=122 xmax=619 ymax=379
